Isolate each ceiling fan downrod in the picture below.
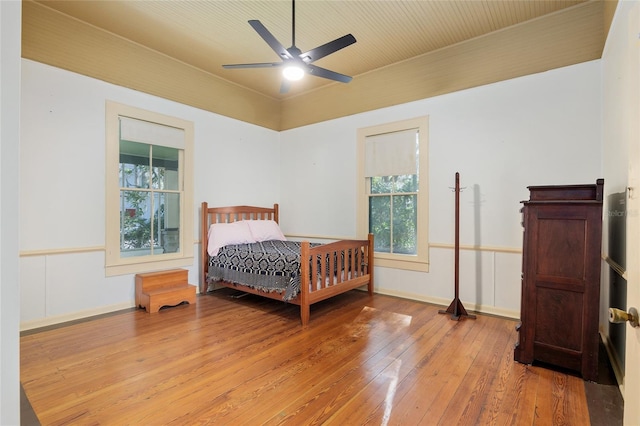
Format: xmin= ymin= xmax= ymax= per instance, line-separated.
xmin=291 ymin=0 xmax=296 ymax=48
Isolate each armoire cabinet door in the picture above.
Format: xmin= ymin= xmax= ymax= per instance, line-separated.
xmin=515 ymin=180 xmax=603 ymax=382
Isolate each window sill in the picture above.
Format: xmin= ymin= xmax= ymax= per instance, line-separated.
xmin=105 ymin=256 xmax=193 ymax=277
xmin=374 ymin=256 xmax=429 ymax=272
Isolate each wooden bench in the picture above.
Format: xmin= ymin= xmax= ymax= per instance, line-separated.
xmin=135 ymin=269 xmax=196 ymax=313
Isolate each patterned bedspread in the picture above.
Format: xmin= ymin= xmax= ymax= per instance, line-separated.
xmin=207 ymin=240 xmax=320 ymax=301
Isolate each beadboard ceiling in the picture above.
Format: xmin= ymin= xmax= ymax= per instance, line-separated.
xmin=24 ymin=0 xmax=613 ymax=129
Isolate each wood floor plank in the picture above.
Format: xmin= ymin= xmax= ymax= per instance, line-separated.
xmin=384 ymin=319 xmax=482 ymax=425
xmin=533 ymin=367 xmax=591 ymax=426
xmin=244 ymin=307 xmax=416 ymax=424
xmin=329 ymin=314 xmax=480 ymax=424
xmin=477 ymin=340 xmax=540 ymax=426
xmin=20 ymin=290 xmax=603 ymax=425
xmin=436 ymin=317 xmax=513 ymax=425
xmin=108 ymin=292 xmax=372 ymax=424
xmin=565 ymin=370 xmax=591 ymax=425
xmin=260 ymin=306 xmax=440 ymax=425
xmin=417 ymin=316 xmax=502 ymax=423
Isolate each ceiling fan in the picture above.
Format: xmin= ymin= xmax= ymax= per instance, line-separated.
xmin=222 ymin=0 xmax=356 ymax=94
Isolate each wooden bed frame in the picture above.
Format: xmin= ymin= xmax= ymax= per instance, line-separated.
xmin=200 ymin=202 xmax=374 ymax=326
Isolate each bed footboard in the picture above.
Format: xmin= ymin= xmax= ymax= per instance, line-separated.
xmin=299 ymin=234 xmax=374 ymax=325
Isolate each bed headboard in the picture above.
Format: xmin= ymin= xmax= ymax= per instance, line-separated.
xmin=200 ymin=202 xmax=279 ymax=293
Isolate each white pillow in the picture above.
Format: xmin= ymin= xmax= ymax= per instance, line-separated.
xmin=207 ymin=221 xmax=255 ymax=257
xmin=244 ymin=220 xmax=286 ymax=242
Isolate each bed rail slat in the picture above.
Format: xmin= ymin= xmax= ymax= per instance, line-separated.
xmin=306 ymin=238 xmax=373 ymax=290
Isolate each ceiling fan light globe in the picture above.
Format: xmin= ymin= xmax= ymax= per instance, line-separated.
xmin=283 ymin=65 xmax=304 ymax=81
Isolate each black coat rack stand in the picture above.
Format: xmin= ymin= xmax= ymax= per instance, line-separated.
xmin=439 ymin=172 xmax=476 ymax=321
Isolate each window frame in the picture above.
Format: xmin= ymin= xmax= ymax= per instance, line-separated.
xmin=105 ymin=101 xmax=194 ymax=276
xmin=357 ymin=116 xmax=429 ymax=272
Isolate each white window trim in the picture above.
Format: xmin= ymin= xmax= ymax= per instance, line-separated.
xmin=357 ymin=116 xmax=429 ymax=272
xmin=105 ymin=101 xmax=194 ymax=276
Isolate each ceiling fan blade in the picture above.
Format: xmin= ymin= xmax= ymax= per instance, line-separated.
xmin=248 ymin=20 xmax=292 ymax=60
xmin=280 ymin=79 xmax=291 ymax=94
xmin=222 ymin=62 xmax=282 ymax=69
xmin=307 ymin=64 xmax=352 ymax=83
xmin=300 ymin=34 xmax=356 ymax=63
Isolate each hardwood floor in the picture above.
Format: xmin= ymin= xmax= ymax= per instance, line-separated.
xmin=21 ymin=289 xmax=598 ymax=425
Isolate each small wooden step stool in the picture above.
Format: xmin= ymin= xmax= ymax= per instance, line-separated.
xmin=135 ymin=269 xmax=196 ymax=313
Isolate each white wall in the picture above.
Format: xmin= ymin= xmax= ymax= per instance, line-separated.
xmin=20 ymin=59 xmax=280 ymax=327
xmin=281 ymin=61 xmax=602 ymax=316
xmin=20 ymin=58 xmax=603 ymax=326
xmin=1 ymin=1 xmax=22 ymax=423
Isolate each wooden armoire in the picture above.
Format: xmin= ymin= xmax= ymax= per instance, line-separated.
xmin=514 ymin=179 xmax=604 ymax=381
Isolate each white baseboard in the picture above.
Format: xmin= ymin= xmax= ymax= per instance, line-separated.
xmin=601 ymin=332 xmax=625 ymax=399
xmin=373 ymin=287 xmax=520 ymax=319
xmin=20 ymin=301 xmax=136 ymax=332
xmin=20 ymin=287 xmax=520 ymax=332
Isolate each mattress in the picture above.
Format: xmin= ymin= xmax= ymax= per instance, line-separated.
xmin=207 ymin=240 xmax=320 ymax=301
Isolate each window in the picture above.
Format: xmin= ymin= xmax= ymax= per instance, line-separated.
xmin=106 ymin=102 xmax=194 ymax=276
xmin=357 ymin=117 xmax=429 ymax=272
